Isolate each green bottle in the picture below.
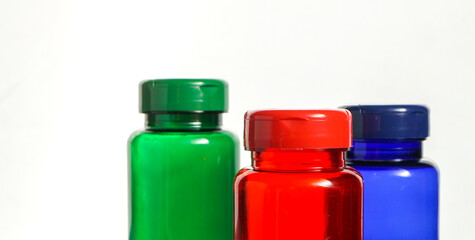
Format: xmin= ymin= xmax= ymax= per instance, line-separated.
xmin=128 ymin=79 xmax=239 ymax=240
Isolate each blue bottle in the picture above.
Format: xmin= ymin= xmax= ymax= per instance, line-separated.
xmin=342 ymin=105 xmax=439 ymax=240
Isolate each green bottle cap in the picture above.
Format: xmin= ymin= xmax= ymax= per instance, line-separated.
xmin=140 ymin=79 xmax=228 ymax=113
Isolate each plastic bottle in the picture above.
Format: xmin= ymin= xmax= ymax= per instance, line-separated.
xmin=128 ymin=79 xmax=239 ymax=240
xmin=342 ymin=105 xmax=439 ymax=240
xmin=234 ymin=110 xmax=363 ymax=240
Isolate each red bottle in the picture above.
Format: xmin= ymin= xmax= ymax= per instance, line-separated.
xmin=234 ymin=110 xmax=363 ymax=240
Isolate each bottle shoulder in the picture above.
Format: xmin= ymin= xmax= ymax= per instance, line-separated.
xmin=214 ymin=129 xmax=240 ymax=143
xmin=348 ymin=159 xmax=438 ymax=169
xmin=234 ymin=167 xmax=363 ymax=187
xmin=348 ymin=159 xmax=439 ymax=176
xmin=128 ymin=129 xmax=239 ymax=146
xmin=128 ymin=129 xmax=147 ymax=145
xmin=420 ymin=159 xmax=439 ymax=170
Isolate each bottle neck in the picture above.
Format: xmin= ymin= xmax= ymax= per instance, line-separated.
xmin=346 ymin=139 xmax=423 ymax=162
xmin=252 ymin=149 xmax=346 ymax=172
xmin=145 ymin=112 xmax=222 ymax=131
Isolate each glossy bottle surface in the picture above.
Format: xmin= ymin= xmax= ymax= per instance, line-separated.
xmin=347 ymin=140 xmax=439 ymax=240
xmin=129 ymin=126 xmax=238 ymax=239
xmin=234 ymin=150 xmax=363 ymax=240
xmin=129 ymin=79 xmax=237 ymax=239
xmin=350 ymin=160 xmax=438 ymax=240
xmin=342 ymin=104 xmax=439 ymax=239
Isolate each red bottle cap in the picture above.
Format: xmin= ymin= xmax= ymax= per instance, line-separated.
xmin=244 ymin=110 xmax=352 ymax=150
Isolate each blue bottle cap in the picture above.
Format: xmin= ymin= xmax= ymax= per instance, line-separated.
xmin=341 ymin=105 xmax=429 ymax=139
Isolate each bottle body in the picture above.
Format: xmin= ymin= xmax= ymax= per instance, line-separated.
xmin=348 ymin=160 xmax=439 ymax=240
xmin=347 ymin=139 xmax=439 ymax=240
xmin=129 ymin=129 xmax=238 ymax=240
xmin=234 ymin=150 xmax=363 ymax=240
xmin=341 ymin=104 xmax=438 ymax=239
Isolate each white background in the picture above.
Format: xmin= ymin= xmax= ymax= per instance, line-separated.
xmin=1 ymin=0 xmax=474 ymax=239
